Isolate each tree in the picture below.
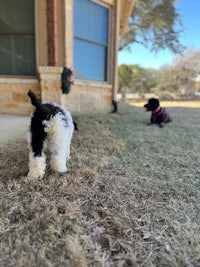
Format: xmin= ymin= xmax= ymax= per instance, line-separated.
xmin=118 ymin=64 xmax=159 ymax=94
xmin=172 ymin=48 xmax=200 ymax=95
xmin=152 ymin=66 xmax=179 ymax=94
xmin=151 ymin=48 xmax=200 ymax=96
xmin=130 ymin=65 xmax=158 ymax=93
xmin=119 ymin=0 xmax=184 ymax=54
xmin=118 ymin=64 xmax=133 ymax=95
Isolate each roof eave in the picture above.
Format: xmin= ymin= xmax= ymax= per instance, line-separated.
xmin=120 ymin=0 xmax=136 ymax=35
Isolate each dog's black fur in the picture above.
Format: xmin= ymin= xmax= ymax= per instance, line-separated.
xmin=144 ymin=98 xmax=172 ymax=127
xmin=28 ymin=90 xmax=55 ymax=157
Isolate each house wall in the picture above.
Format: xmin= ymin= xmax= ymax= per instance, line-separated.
xmin=62 ymin=82 xmax=113 ymax=113
xmin=0 ymin=0 xmax=46 ymax=115
xmin=60 ymin=0 xmax=116 ymax=113
xmin=0 ymin=78 xmax=40 ymax=115
xmin=0 ymin=0 xmax=118 ymax=115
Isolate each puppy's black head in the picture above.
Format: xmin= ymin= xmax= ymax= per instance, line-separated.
xmin=144 ymin=98 xmax=160 ymax=111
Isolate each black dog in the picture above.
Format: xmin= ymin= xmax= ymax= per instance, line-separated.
xmin=144 ymin=98 xmax=172 ymax=127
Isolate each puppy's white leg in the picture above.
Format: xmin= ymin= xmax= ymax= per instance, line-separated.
xmin=27 ymin=131 xmax=47 ymax=179
xmin=27 ymin=152 xmax=46 ymax=179
xmin=49 ymin=121 xmax=74 ymax=173
xmin=65 ymin=126 xmax=74 ymax=160
xmin=50 ymin=155 xmax=68 ymax=173
xmin=49 ymin=130 xmax=69 ymax=173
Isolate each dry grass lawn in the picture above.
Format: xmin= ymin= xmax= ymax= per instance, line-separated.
xmin=0 ymin=103 xmax=200 ymax=267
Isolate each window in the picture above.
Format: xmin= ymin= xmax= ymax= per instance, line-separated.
xmin=0 ymin=0 xmax=36 ymax=76
xmin=73 ymin=0 xmax=109 ymax=81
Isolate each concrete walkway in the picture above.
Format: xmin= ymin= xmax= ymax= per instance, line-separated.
xmin=0 ymin=114 xmax=29 ymax=146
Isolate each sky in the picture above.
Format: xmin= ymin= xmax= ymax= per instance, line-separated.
xmin=118 ymin=0 xmax=200 ymax=69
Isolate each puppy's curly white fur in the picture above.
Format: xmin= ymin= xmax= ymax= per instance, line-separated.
xmin=27 ymin=90 xmax=76 ymax=179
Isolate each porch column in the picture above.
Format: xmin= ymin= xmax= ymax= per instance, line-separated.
xmin=40 ymin=1 xmax=62 ymax=104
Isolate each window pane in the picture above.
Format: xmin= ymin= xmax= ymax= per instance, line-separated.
xmin=74 ymin=0 xmax=108 ymax=45
xmin=73 ymin=0 xmax=109 ymax=81
xmin=0 ymin=35 xmax=36 ymax=75
xmin=74 ymin=38 xmax=107 ymax=81
xmin=0 ymin=0 xmax=35 ymax=75
xmin=0 ymin=0 xmax=34 ymax=33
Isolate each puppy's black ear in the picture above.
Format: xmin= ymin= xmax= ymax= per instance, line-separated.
xmin=73 ymin=121 xmax=79 ymax=131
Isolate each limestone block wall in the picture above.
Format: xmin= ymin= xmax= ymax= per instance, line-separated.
xmin=0 ymin=78 xmax=40 ymax=115
xmin=38 ymin=66 xmax=113 ymax=114
xmin=0 ymin=68 xmax=113 ymax=115
xmin=0 ymin=66 xmax=113 ymax=116
xmin=61 ymin=82 xmax=113 ymax=114
xmin=39 ymin=66 xmax=63 ymax=104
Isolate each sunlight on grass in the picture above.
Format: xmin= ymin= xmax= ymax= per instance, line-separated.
xmin=130 ymin=101 xmax=200 ymax=108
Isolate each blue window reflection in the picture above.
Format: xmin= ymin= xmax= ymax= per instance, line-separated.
xmin=73 ymin=0 xmax=109 ymax=81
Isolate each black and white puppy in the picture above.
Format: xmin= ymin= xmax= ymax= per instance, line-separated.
xmin=144 ymin=98 xmax=172 ymax=127
xmin=27 ymin=90 xmax=77 ymax=179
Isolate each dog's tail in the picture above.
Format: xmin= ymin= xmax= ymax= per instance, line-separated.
xmin=28 ymin=90 xmax=42 ymax=110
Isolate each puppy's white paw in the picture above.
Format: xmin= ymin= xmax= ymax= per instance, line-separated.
xmin=51 ymin=162 xmax=68 ymax=173
xmin=57 ymin=166 xmax=68 ymax=173
xmin=27 ymin=172 xmax=44 ymax=180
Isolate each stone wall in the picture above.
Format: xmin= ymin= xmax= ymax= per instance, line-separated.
xmin=39 ymin=66 xmax=113 ymax=114
xmin=0 ymin=78 xmax=40 ymax=115
xmin=0 ymin=67 xmax=113 ymax=115
xmin=62 ymin=82 xmax=113 ymax=114
xmin=39 ymin=66 xmax=63 ymax=104
xmin=0 ymin=0 xmax=116 ymax=115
